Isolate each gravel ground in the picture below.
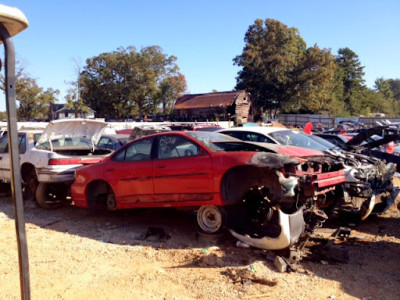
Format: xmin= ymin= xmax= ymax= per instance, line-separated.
xmin=1 ymin=188 xmax=400 ymax=300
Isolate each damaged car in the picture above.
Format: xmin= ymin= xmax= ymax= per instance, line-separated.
xmin=20 ymin=119 xmax=113 ymax=209
xmin=71 ymin=131 xmax=346 ymax=250
xmin=219 ymin=126 xmax=399 ymax=221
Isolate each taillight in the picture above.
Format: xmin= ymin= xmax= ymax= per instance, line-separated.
xmin=48 ymin=158 xmax=81 ymax=165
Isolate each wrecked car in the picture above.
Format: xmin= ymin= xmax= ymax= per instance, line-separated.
xmin=71 ymin=131 xmax=346 ymax=250
xmin=219 ymin=126 xmax=399 ymax=221
xmin=20 ymin=119 xmax=113 ymax=209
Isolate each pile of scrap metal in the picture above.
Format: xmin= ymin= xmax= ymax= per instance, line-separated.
xmin=224 ymin=152 xmax=346 ymax=252
xmin=312 ymin=125 xmax=400 ymax=221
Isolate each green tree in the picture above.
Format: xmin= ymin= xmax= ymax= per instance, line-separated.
xmin=234 ymin=19 xmax=307 ymax=118
xmin=234 ymin=19 xmax=340 ymax=118
xmin=335 ymin=47 xmax=365 ymax=115
xmin=156 ymin=73 xmax=187 ymax=114
xmin=80 ymin=46 xmax=181 ymax=119
xmin=0 ymin=64 xmax=59 ymax=120
xmin=290 ymin=46 xmax=338 ymax=114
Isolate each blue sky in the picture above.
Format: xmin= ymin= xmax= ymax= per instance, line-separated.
xmin=1 ymin=0 xmax=399 ymax=112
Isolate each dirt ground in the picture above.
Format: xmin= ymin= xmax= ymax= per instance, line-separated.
xmin=1 ymin=184 xmax=400 ymax=300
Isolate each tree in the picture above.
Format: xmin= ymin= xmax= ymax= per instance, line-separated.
xmin=234 ymin=19 xmax=306 ymax=118
xmin=289 ymin=45 xmax=338 ymax=114
xmin=234 ymin=19 xmax=340 ymax=118
xmin=0 ymin=63 xmax=59 ymax=120
xmin=80 ymin=46 xmax=182 ymax=119
xmin=335 ymin=47 xmax=365 ymax=115
xmin=64 ymin=60 xmax=89 ymax=118
xmin=156 ymin=73 xmax=187 ymax=114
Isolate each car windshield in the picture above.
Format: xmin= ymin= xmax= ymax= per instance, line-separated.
xmin=307 ymin=134 xmax=341 ymax=150
xmin=186 ymin=131 xmax=247 ymax=151
xmin=269 ymin=130 xmax=329 ymax=151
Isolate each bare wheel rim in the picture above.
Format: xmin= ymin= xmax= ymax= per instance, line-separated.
xmin=106 ymin=193 xmax=117 ymax=211
xmin=197 ymin=206 xmax=223 ymax=233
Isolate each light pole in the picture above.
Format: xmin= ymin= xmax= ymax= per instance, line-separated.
xmin=0 ymin=4 xmax=30 ymax=299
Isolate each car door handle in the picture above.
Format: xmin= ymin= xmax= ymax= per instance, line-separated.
xmin=105 ymin=168 xmax=115 ymax=172
xmin=157 ymin=165 xmax=166 ymax=169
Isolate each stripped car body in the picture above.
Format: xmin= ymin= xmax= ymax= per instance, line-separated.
xmin=219 ymin=126 xmax=398 ymax=221
xmin=72 ymin=131 xmax=345 ymax=250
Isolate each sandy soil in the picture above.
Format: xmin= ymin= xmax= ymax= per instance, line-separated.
xmin=1 ymin=187 xmax=400 ymax=300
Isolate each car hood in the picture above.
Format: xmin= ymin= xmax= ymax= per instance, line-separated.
xmin=37 ymin=119 xmax=108 ymax=144
xmin=344 ymin=125 xmax=400 ymax=150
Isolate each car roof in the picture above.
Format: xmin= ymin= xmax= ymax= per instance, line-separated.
xmin=219 ymin=126 xmax=290 ymax=134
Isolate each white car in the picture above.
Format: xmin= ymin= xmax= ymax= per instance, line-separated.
xmin=0 ymin=130 xmax=43 ymax=196
xmin=20 ymin=119 xmax=112 ymax=209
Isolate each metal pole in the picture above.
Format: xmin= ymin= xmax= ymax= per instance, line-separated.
xmin=0 ymin=23 xmax=31 ymax=299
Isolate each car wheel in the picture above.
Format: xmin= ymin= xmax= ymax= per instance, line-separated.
xmin=22 ymin=170 xmax=38 ymax=202
xmin=36 ymin=182 xmax=67 ymax=210
xmin=106 ymin=191 xmax=117 ymax=211
xmin=197 ymin=205 xmax=226 ymax=234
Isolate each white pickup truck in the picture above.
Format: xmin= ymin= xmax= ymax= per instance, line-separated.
xmin=4 ymin=119 xmax=113 ymax=209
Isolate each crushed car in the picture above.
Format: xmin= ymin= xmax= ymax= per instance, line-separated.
xmin=71 ymin=131 xmax=346 ymax=251
xmin=219 ymin=126 xmax=399 ymax=221
xmin=20 ymin=119 xmax=113 ymax=209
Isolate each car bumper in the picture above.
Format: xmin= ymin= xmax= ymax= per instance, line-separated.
xmin=37 ymin=168 xmax=76 ymax=183
xmin=229 ymin=208 xmax=305 ymax=250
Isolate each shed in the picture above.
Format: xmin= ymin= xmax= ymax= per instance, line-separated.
xmin=173 ymin=91 xmax=253 ymax=124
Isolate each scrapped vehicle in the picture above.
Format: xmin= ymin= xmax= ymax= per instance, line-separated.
xmin=20 ymin=119 xmax=113 ymax=209
xmin=219 ymin=126 xmax=399 ymax=221
xmin=129 ymin=125 xmax=171 ymax=141
xmin=72 ymin=131 xmax=346 ymax=251
xmin=166 ymin=123 xmax=223 ymax=132
xmin=0 ymin=130 xmax=42 ymax=197
xmin=97 ymin=134 xmax=130 ymax=151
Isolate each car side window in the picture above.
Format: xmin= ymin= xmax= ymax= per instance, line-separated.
xmin=243 ymin=132 xmax=274 ymax=143
xmin=19 ymin=134 xmax=27 ymax=154
xmin=113 ymin=137 xmax=154 ymax=162
xmin=98 ymin=137 xmax=115 ymax=150
xmin=0 ymin=135 xmax=8 ymax=153
xmin=157 ymin=135 xmax=200 ymax=159
xmin=221 ymin=131 xmax=242 ymax=140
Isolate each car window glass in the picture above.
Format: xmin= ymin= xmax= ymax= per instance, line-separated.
xmin=0 ymin=135 xmax=8 ymax=153
xmin=19 ymin=134 xmax=27 ymax=154
xmin=33 ymin=133 xmax=42 ymax=145
xmin=221 ymin=131 xmax=242 ymax=140
xmin=157 ymin=135 xmax=199 ymax=159
xmin=97 ymin=137 xmax=110 ymax=149
xmin=113 ymin=137 xmax=154 ymax=162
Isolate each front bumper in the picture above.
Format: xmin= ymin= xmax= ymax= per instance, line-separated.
xmin=229 ymin=208 xmax=305 ymax=250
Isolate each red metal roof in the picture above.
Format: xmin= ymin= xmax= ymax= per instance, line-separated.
xmin=174 ymin=91 xmax=245 ymax=110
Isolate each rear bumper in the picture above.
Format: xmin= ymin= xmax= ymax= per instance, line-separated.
xmin=37 ymin=168 xmax=76 ymax=183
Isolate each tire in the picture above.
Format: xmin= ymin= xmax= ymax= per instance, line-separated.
xmin=36 ymin=182 xmax=67 ymax=210
xmin=197 ymin=205 xmax=226 ymax=234
xmin=22 ymin=170 xmax=38 ymax=202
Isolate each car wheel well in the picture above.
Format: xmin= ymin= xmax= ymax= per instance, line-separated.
xmin=86 ymin=180 xmax=114 ymax=210
xmin=221 ymin=166 xmax=281 ymax=205
xmin=21 ymin=163 xmax=36 ymax=183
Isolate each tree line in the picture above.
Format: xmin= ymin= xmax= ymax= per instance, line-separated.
xmin=1 ymin=18 xmax=399 ymax=121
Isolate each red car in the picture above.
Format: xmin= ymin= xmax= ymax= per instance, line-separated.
xmin=71 ymin=131 xmax=345 ymax=250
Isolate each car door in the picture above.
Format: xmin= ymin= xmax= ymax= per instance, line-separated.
xmin=0 ymin=133 xmax=26 ymax=181
xmin=153 ymin=134 xmax=213 ymax=203
xmin=104 ymin=136 xmax=155 ymax=204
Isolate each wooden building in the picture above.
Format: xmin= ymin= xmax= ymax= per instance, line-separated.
xmin=173 ymin=91 xmax=253 ymax=123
